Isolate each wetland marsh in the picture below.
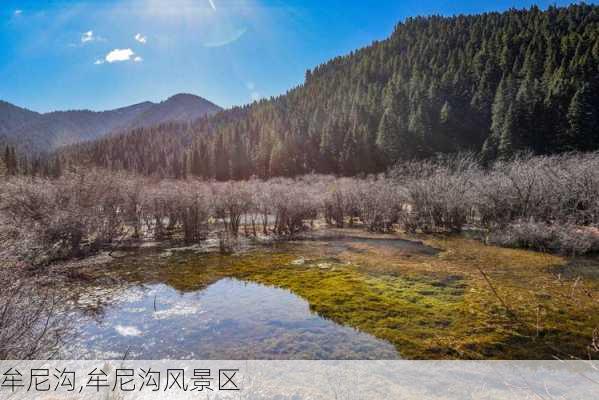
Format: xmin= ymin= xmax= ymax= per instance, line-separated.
xmin=47 ymin=229 xmax=599 ymax=360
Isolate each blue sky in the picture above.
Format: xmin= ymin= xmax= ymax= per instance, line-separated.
xmin=0 ymin=0 xmax=592 ymax=112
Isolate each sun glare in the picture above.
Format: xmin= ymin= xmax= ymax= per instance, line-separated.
xmin=138 ymin=0 xmax=252 ymax=47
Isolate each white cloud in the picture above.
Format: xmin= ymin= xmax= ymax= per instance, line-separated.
xmin=208 ymin=0 xmax=216 ymax=11
xmin=96 ymin=49 xmax=142 ymax=65
xmin=251 ymin=92 xmax=262 ymax=102
xmin=134 ymin=33 xmax=147 ymax=44
xmin=246 ymin=81 xmax=255 ymax=91
xmin=81 ymin=30 xmax=95 ymax=43
xmin=14 ymin=10 xmax=23 ymax=16
xmin=105 ymin=48 xmax=135 ymax=63
xmin=80 ymin=30 xmax=105 ymax=45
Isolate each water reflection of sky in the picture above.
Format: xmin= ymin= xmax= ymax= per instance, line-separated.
xmin=65 ymin=278 xmax=400 ymax=360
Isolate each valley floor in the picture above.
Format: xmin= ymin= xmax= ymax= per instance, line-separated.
xmin=3 ymin=225 xmax=598 ymax=360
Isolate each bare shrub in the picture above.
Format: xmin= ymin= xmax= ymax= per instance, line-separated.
xmin=322 ymin=178 xmax=360 ymax=228
xmin=487 ymin=220 xmax=599 ymax=255
xmin=217 ymin=230 xmax=235 ymax=254
xmin=473 ymin=153 xmax=599 ymax=228
xmin=212 ymin=182 xmax=253 ymax=237
xmin=141 ymin=182 xmax=169 ymax=240
xmin=392 ymin=155 xmax=477 ymax=233
xmin=541 ymin=152 xmax=599 ymax=225
xmin=0 ymin=171 xmax=126 ymax=264
xmin=2 ymin=152 xmax=599 ymax=260
xmin=324 ymin=185 xmax=345 ymax=227
xmin=175 ymin=182 xmax=211 ymax=243
xmin=0 ymin=281 xmax=69 ymax=359
xmin=119 ymin=177 xmax=147 ymax=239
xmin=475 ymin=155 xmax=553 ymax=227
xmin=270 ymin=179 xmax=319 ymax=237
xmin=252 ymin=180 xmax=273 ymax=236
xmin=354 ymin=177 xmax=401 ymax=232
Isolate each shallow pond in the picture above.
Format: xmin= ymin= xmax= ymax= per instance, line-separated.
xmin=66 ymin=278 xmax=399 ymax=359
xmin=53 ymin=232 xmax=599 ymax=360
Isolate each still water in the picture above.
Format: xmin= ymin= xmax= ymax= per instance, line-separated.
xmin=65 ymin=277 xmax=399 ymax=359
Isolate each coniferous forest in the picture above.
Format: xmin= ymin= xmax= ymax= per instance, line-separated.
xmin=46 ymin=3 xmax=599 ymax=180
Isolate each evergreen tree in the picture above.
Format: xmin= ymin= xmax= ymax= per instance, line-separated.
xmin=269 ymin=139 xmax=287 ymax=177
xmin=498 ymin=105 xmax=518 ymax=159
xmin=190 ymin=147 xmax=202 ymax=177
xmin=376 ymin=108 xmax=401 ymax=163
xmin=213 ymin=134 xmax=230 ymax=181
xmin=231 ymin=130 xmax=250 ymax=180
xmin=3 ymin=146 xmax=9 ymax=175
xmin=3 ymin=146 xmax=18 ymax=175
xmin=340 ymin=131 xmax=359 ymax=176
xmin=0 ymin=153 xmax=6 ymax=178
xmin=52 ymin=156 xmax=63 ymax=178
xmin=566 ymin=82 xmax=599 ymax=151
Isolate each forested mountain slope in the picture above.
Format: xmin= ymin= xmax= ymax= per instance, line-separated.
xmin=63 ymin=4 xmax=599 ymax=179
xmin=0 ymin=94 xmax=221 ymax=154
xmin=0 ymin=101 xmax=42 ymax=133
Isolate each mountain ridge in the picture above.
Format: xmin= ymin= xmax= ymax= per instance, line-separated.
xmin=0 ymin=94 xmax=222 ymax=153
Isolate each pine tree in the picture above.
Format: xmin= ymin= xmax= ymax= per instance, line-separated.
xmin=566 ymin=82 xmax=599 ymax=151
xmin=498 ymin=105 xmax=517 ymax=159
xmin=376 ymin=108 xmax=400 ymax=163
xmin=3 ymin=146 xmax=9 ymax=175
xmin=408 ymin=104 xmax=430 ymax=157
xmin=181 ymin=153 xmax=188 ymax=179
xmin=197 ymin=140 xmax=212 ymax=179
xmin=340 ymin=131 xmax=359 ymax=176
xmin=190 ymin=147 xmax=202 ymax=177
xmin=269 ymin=139 xmax=287 ymax=177
xmin=53 ymin=156 xmax=62 ymax=178
xmin=0 ymin=154 xmax=6 ymax=178
xmin=213 ymin=134 xmax=230 ymax=181
xmin=319 ymin=124 xmax=339 ymax=174
xmin=3 ymin=146 xmax=18 ymax=175
xmin=231 ymin=130 xmax=250 ymax=180
xmin=255 ymin=135 xmax=273 ymax=179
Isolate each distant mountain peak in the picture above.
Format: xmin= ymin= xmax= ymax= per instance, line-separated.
xmin=0 ymin=94 xmax=222 ymax=152
xmin=161 ymin=93 xmax=221 ymax=109
xmin=129 ymin=93 xmax=222 ymax=129
xmin=166 ymin=93 xmax=200 ymax=101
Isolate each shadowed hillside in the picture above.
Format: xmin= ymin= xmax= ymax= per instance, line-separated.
xmin=0 ymin=94 xmax=221 ymax=153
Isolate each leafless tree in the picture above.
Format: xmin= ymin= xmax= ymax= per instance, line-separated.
xmin=211 ymin=182 xmax=253 ymax=237
xmin=0 ymin=280 xmax=69 ymax=359
xmin=392 ymin=154 xmax=478 ymax=233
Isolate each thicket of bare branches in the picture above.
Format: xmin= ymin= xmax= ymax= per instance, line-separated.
xmin=0 ymin=171 xmax=129 ymax=265
xmin=392 ymin=152 xmax=599 ymax=254
xmin=2 ymin=152 xmax=599 ymax=264
xmin=0 ymin=280 xmax=68 ymax=359
xmin=391 ymin=155 xmax=478 ymax=233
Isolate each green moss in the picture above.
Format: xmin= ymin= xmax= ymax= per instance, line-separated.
xmin=100 ymin=235 xmax=599 ymax=359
